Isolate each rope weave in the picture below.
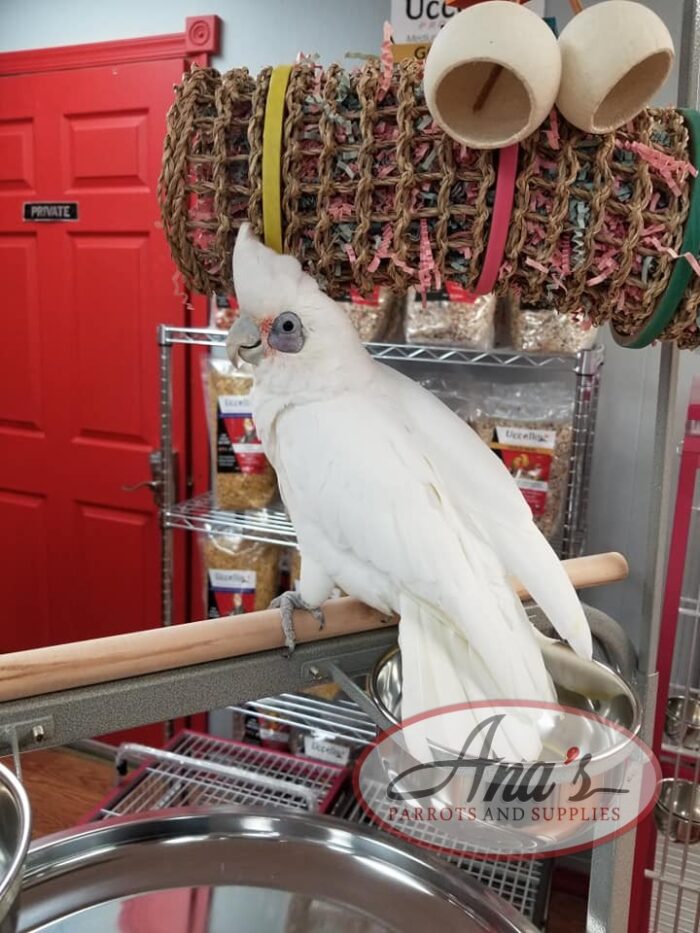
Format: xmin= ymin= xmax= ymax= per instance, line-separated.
xmin=159 ymin=63 xmax=699 ymax=349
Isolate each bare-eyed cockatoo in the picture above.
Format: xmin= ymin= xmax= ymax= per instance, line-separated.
xmin=226 ymin=224 xmax=592 ymax=761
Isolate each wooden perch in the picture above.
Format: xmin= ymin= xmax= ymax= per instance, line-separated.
xmin=0 ymin=551 xmax=628 ymax=704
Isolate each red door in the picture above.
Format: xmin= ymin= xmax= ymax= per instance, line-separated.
xmin=0 ymin=34 xmax=211 ymax=739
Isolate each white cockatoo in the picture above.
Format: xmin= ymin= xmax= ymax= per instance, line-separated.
xmin=227 ymin=224 xmax=592 ymax=761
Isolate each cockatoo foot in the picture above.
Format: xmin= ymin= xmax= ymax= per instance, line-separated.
xmin=269 ymin=591 xmax=325 ymax=655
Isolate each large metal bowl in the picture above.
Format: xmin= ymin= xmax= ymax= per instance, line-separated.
xmin=0 ymin=764 xmax=31 ymax=933
xmin=16 ymin=809 xmax=536 ymax=932
xmin=368 ymin=640 xmax=641 ymax=741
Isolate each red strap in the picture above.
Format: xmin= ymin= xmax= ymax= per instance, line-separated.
xmin=473 ymin=143 xmax=519 ymax=296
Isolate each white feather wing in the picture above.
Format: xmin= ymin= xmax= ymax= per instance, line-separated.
xmin=269 ymin=388 xmax=554 ymax=708
xmin=374 ymin=364 xmax=592 ymax=660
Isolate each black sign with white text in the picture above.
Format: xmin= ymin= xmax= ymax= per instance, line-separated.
xmin=23 ymin=202 xmax=79 ymax=222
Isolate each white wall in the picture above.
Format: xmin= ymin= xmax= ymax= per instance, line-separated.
xmin=0 ymin=0 xmax=390 ymax=72
xmin=1 ymin=0 xmax=698 ymax=649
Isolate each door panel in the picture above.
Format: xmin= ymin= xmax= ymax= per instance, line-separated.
xmin=0 ymin=235 xmax=42 ymax=429
xmin=64 ymin=109 xmax=150 ymax=190
xmin=0 ymin=490 xmax=51 ymax=652
xmin=69 ymin=233 xmax=151 ymax=442
xmin=0 ymin=117 xmax=35 ymax=190
xmin=72 ymin=500 xmax=156 ymax=641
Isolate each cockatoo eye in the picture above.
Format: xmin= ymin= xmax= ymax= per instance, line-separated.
xmin=269 ymin=312 xmax=304 ymax=354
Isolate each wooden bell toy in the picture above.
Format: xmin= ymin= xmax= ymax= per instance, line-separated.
xmin=423 ymin=0 xmax=561 ymax=149
xmin=557 ymin=0 xmax=674 ymax=134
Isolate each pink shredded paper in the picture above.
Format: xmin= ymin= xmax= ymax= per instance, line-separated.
xmin=545 ymin=109 xmax=560 ymax=151
xmin=649 ymin=236 xmax=700 ymax=277
xmin=621 ymin=140 xmax=697 ymax=195
xmin=525 ymin=256 xmax=549 ymax=274
xmin=367 ymin=224 xmax=393 ymax=273
xmin=378 ymin=22 xmax=393 ymax=101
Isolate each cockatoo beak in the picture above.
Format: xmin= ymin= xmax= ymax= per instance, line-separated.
xmin=226 ymin=314 xmax=264 ymax=366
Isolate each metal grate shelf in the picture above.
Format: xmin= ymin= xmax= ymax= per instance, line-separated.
xmin=96 ymin=731 xmax=347 ymax=819
xmin=649 ymin=843 xmax=700 ymax=932
xmin=95 ymin=723 xmax=549 ymax=928
xmin=164 ymin=492 xmax=296 ymax=547
xmin=159 ymin=325 xmax=603 ymax=374
xmin=222 ymin=688 xmax=551 ymax=925
xmin=228 ymin=691 xmax=378 ymax=746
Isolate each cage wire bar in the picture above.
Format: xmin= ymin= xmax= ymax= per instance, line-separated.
xmin=645 ymin=395 xmax=700 ymax=933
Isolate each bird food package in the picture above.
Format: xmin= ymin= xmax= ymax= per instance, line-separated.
xmin=404 ymin=284 xmax=496 ymax=349
xmin=510 ymin=303 xmax=599 ymax=354
xmin=467 ymin=383 xmax=574 ymax=542
xmin=205 ymin=358 xmax=278 ymax=510
xmin=202 ymin=533 xmax=281 ymax=618
xmin=338 ymin=287 xmax=397 ymax=342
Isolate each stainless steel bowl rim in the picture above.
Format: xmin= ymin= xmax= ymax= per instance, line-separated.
xmin=656 ymin=778 xmax=700 ymax=822
xmin=22 ymin=808 xmax=538 ymax=933
xmin=666 ymin=696 xmax=700 ymax=723
xmin=368 ymin=642 xmax=643 ymax=764
xmin=0 ymin=762 xmax=32 ymax=925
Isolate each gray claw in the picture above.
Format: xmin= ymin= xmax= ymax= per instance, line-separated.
xmin=269 ymin=591 xmax=325 ymax=655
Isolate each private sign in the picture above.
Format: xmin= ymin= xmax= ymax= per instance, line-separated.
xmin=23 ymin=202 xmax=79 ymax=222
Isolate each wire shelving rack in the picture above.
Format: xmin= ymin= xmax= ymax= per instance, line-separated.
xmin=157 ymin=325 xmax=603 ymax=627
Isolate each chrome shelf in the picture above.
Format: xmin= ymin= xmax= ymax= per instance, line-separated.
xmin=159 ymin=325 xmax=604 ymax=374
xmin=161 ymin=327 xmax=603 ymax=556
xmin=227 ymin=692 xmax=377 ymax=747
xmin=164 ymin=493 xmax=297 ymax=547
xmin=99 ymin=731 xmax=346 ymax=818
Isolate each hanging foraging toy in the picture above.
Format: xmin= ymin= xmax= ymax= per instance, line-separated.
xmin=159 ymin=57 xmax=700 ymax=350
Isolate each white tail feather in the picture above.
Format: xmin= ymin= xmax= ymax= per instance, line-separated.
xmin=398 ymin=596 xmax=548 ymax=763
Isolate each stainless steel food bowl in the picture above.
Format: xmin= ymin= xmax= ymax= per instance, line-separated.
xmin=665 ymin=696 xmax=700 ymax=749
xmin=368 ymin=640 xmax=641 ymax=740
xmin=0 ymin=764 xmax=31 ymax=933
xmin=17 ymin=810 xmax=537 ymax=932
xmin=654 ymin=779 xmax=700 ymax=845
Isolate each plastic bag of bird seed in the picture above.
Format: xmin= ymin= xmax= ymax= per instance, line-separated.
xmin=205 ymin=358 xmax=278 ymax=510
xmin=404 ymin=284 xmax=496 ymax=349
xmin=338 ymin=287 xmax=398 ymax=342
xmin=202 ymin=532 xmax=281 ymax=617
xmin=510 ymin=302 xmax=598 ymax=353
xmin=466 ymin=383 xmax=574 ymax=543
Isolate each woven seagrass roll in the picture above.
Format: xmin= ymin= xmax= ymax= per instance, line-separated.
xmin=159 ymin=61 xmax=700 ymax=350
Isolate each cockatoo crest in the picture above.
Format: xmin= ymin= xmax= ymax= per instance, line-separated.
xmin=233 ymin=223 xmax=308 ymax=320
xmin=230 ymin=224 xmax=368 ymax=393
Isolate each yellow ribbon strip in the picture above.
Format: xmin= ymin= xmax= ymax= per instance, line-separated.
xmin=262 ymin=64 xmax=292 ymax=253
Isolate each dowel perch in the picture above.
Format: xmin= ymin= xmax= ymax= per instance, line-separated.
xmin=0 ymin=551 xmax=628 ymax=704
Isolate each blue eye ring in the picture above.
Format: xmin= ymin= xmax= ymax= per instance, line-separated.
xmin=269 ymin=312 xmax=305 ymax=354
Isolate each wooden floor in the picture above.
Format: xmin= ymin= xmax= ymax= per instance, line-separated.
xmin=8 ymin=748 xmax=588 ymax=930
xmin=3 ymin=747 xmax=114 ymax=838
